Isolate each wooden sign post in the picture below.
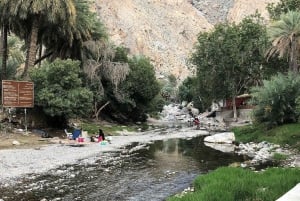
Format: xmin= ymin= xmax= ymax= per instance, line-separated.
xmin=2 ymin=80 xmax=34 ymax=133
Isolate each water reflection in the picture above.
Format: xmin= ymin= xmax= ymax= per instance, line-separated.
xmin=0 ymin=136 xmax=246 ymax=201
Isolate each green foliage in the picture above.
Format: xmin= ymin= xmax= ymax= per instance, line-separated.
xmin=168 ymin=167 xmax=300 ymax=201
xmin=146 ymin=93 xmax=167 ymax=117
xmin=178 ymin=77 xmax=196 ymax=103
xmin=267 ymin=0 xmax=300 ymax=20
xmin=113 ymin=46 xmax=129 ymax=63
xmin=266 ymin=11 xmax=300 ymax=73
xmin=232 ymin=123 xmax=300 ymax=150
xmin=126 ymin=56 xmax=160 ymax=104
xmin=272 ymin=153 xmax=288 ymax=161
xmin=231 ymin=124 xmax=265 ymax=143
xmin=81 ymin=122 xmax=138 ymax=135
xmin=168 ymin=74 xmax=177 ymax=86
xmin=251 ymin=73 xmax=300 ymax=128
xmin=0 ymin=35 xmax=25 ymax=79
xmin=118 ymin=56 xmax=160 ymax=121
xmin=160 ymin=74 xmax=178 ymax=101
xmin=30 ymin=59 xmax=93 ymax=118
xmin=189 ymin=15 xmax=278 ymax=110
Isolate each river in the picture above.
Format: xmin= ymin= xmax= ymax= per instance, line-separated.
xmin=0 ymin=136 xmax=246 ymax=201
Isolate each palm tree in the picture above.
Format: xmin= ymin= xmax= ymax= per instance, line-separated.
xmin=0 ymin=24 xmax=9 ymax=80
xmin=5 ymin=35 xmax=25 ymax=79
xmin=0 ymin=1 xmax=11 ymax=80
xmin=41 ymin=0 xmax=107 ymax=62
xmin=266 ymin=11 xmax=300 ymax=73
xmin=1 ymin=0 xmax=77 ymax=78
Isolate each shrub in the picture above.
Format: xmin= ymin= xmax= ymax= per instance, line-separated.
xmin=30 ymin=59 xmax=93 ymax=119
xmin=178 ymin=77 xmax=196 ymax=103
xmin=251 ymin=73 xmax=300 ymax=128
xmin=118 ymin=56 xmax=160 ymax=121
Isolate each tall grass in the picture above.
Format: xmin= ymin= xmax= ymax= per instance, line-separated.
xmin=232 ymin=123 xmax=300 ymax=150
xmin=80 ymin=122 xmax=138 ymax=136
xmin=167 ymin=167 xmax=300 ymax=201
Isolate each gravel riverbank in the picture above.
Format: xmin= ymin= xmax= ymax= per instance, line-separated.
xmin=0 ymin=127 xmax=209 ymax=184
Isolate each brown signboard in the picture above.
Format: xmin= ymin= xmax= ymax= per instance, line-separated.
xmin=2 ymin=80 xmax=34 ymax=108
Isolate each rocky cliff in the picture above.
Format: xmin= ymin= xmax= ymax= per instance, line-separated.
xmin=93 ymin=0 xmax=279 ymax=81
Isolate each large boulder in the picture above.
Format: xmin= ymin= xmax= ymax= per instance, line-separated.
xmin=204 ymin=132 xmax=235 ymax=144
xmin=204 ymin=142 xmax=235 ymax=153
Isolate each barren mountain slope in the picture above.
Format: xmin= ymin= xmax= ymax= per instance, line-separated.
xmin=94 ymin=0 xmax=212 ymax=81
xmin=227 ymin=0 xmax=279 ymax=23
xmin=93 ymin=0 xmax=278 ymax=81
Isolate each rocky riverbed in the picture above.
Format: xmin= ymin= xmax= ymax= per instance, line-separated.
xmin=0 ymin=127 xmax=209 ymax=185
xmin=1 ymin=102 xmax=299 ymax=189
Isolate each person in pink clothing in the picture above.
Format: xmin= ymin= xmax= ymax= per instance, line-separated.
xmin=193 ymin=117 xmax=200 ymax=129
xmin=98 ymin=128 xmax=105 ymax=141
xmin=90 ymin=128 xmax=106 ymax=142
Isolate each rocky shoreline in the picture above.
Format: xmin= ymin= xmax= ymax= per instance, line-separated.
xmin=159 ymin=103 xmax=300 ymax=169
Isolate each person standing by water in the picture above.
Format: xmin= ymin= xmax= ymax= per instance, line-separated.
xmin=193 ymin=117 xmax=200 ymax=129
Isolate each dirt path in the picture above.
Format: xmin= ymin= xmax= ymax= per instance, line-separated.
xmin=0 ymin=129 xmax=65 ymax=150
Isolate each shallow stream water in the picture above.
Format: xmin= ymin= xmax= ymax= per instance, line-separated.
xmin=0 ymin=136 xmax=246 ymax=201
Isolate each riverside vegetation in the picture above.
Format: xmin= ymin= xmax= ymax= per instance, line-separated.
xmin=167 ymin=123 xmax=300 ymax=201
xmin=169 ymin=1 xmax=300 ymax=199
xmin=2 ymin=0 xmax=300 ymax=200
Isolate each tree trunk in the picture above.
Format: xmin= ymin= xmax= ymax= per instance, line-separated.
xmin=95 ymin=101 xmax=110 ymax=121
xmin=38 ymin=43 xmax=43 ymax=68
xmin=22 ymin=17 xmax=39 ymax=78
xmin=34 ymin=51 xmax=53 ymax=65
xmin=290 ymin=36 xmax=299 ymax=73
xmin=232 ymin=96 xmax=237 ymax=121
xmin=1 ymin=23 xmax=8 ymax=81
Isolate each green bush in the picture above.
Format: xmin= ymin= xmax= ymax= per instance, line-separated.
xmin=30 ymin=59 xmax=93 ymax=119
xmin=251 ymin=73 xmax=300 ymax=128
xmin=118 ymin=56 xmax=160 ymax=121
xmin=178 ymin=77 xmax=196 ymax=103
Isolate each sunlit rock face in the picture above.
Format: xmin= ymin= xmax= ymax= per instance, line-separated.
xmin=93 ymin=0 xmax=277 ymax=81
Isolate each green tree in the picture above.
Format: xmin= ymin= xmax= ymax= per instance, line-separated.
xmin=82 ymin=41 xmax=130 ymax=120
xmin=267 ymin=0 xmax=300 ymax=20
xmin=251 ymin=73 xmax=300 ymax=128
xmin=42 ymin=0 xmax=107 ymax=62
xmin=0 ymin=0 xmax=12 ymax=80
xmin=30 ymin=59 xmax=92 ymax=119
xmin=161 ymin=74 xmax=178 ymax=102
xmin=190 ymin=15 xmax=277 ymax=118
xmin=119 ymin=56 xmax=160 ymax=121
xmin=113 ymin=47 xmax=129 ymax=63
xmin=178 ymin=76 xmax=196 ymax=103
xmin=266 ymin=11 xmax=300 ymax=73
xmin=1 ymin=0 xmax=77 ymax=78
xmin=0 ymin=35 xmax=25 ymax=79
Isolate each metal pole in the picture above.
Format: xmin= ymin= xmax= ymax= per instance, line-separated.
xmin=24 ymin=108 xmax=27 ymax=134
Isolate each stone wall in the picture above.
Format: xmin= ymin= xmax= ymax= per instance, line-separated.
xmin=217 ymin=108 xmax=253 ymax=122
